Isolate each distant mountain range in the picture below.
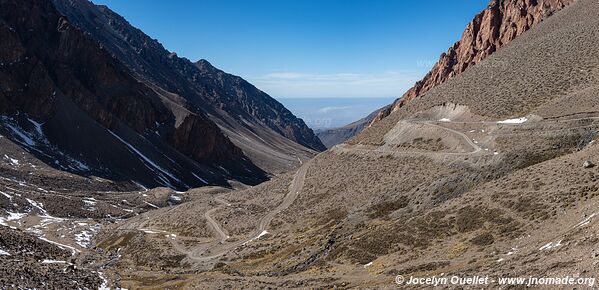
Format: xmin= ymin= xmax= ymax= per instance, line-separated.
xmin=315 ymin=107 xmax=386 ymax=148
xmin=0 ymin=0 xmax=324 ymax=190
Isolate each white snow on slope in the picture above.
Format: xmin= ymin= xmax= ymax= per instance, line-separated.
xmin=4 ymin=155 xmax=19 ymax=166
xmin=83 ymin=198 xmax=97 ymax=211
xmin=75 ymin=230 xmax=93 ymax=248
xmin=144 ymin=201 xmax=159 ymax=209
xmin=26 ymin=198 xmax=49 ymax=215
xmin=38 ymin=236 xmax=80 ymax=254
xmin=0 ymin=191 xmax=11 ymax=199
xmin=41 ymin=259 xmax=66 ymax=264
xmin=575 ymin=213 xmax=596 ymax=228
xmin=28 ymin=118 xmax=44 ymax=137
xmin=539 ymin=240 xmax=562 ymax=250
xmin=191 ymin=172 xmax=208 ymax=184
xmin=2 ymin=122 xmax=36 ymax=146
xmin=438 ymin=118 xmax=451 ymax=122
xmin=98 ymin=272 xmax=110 ymax=290
xmin=497 ymin=117 xmax=528 ymax=124
xmin=243 ymin=230 xmax=268 ymax=245
xmin=0 ymin=211 xmax=26 ymax=226
xmin=108 ymin=130 xmax=180 ymax=186
xmin=0 ymin=249 xmax=10 ymax=256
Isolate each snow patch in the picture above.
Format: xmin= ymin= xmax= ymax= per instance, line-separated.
xmin=0 ymin=248 xmax=10 ymax=256
xmin=191 ymin=172 xmax=208 ymax=184
xmin=497 ymin=117 xmax=528 ymax=124
xmin=41 ymin=259 xmax=66 ymax=264
xmin=0 ymin=211 xmax=26 ymax=227
xmin=38 ymin=236 xmax=80 ymax=254
xmin=74 ymin=230 xmax=93 ymax=248
xmin=83 ymin=198 xmax=97 ymax=211
xmin=4 ymin=155 xmax=19 ymax=166
xmin=243 ymin=230 xmax=268 ymax=245
xmin=539 ymin=240 xmax=562 ymax=251
xmin=257 ymin=230 xmax=268 ymax=239
xmin=108 ymin=130 xmax=180 ymax=187
xmin=0 ymin=191 xmax=12 ymax=199
xmin=98 ymin=272 xmax=110 ymax=290
xmin=438 ymin=118 xmax=451 ymax=122
xmin=28 ymin=118 xmax=44 ymax=136
xmin=3 ymin=122 xmax=36 ymax=146
xmin=144 ymin=201 xmax=159 ymax=209
xmin=169 ymin=195 xmax=182 ymax=202
xmin=575 ymin=213 xmax=596 ymax=228
xmin=26 ymin=198 xmax=48 ymax=215
xmin=133 ymin=181 xmax=149 ymax=191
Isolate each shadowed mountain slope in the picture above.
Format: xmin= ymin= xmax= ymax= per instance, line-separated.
xmin=0 ymin=0 xmax=266 ymax=190
xmin=51 ymin=0 xmax=325 ymax=174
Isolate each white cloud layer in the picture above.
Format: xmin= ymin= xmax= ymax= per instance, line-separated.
xmin=249 ymin=71 xmax=421 ymax=98
xmin=317 ymin=105 xmax=354 ymax=113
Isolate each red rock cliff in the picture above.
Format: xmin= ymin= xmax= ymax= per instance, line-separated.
xmin=370 ymin=0 xmax=574 ymax=126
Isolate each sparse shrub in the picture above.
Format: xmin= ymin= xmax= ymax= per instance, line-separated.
xmin=470 ymin=232 xmax=494 ymax=246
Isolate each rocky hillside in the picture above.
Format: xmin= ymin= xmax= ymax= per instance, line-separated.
xmin=0 ymin=0 xmax=267 ymax=190
xmin=369 ymin=0 xmax=574 ymax=126
xmin=97 ymin=0 xmax=599 ymax=287
xmin=51 ymin=0 xmax=325 ymax=172
xmin=315 ymin=0 xmax=574 ymax=148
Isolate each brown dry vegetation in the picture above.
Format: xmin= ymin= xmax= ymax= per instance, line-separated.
xmin=86 ymin=0 xmax=599 ymax=288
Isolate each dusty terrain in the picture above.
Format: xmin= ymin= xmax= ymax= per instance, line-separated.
xmin=79 ymin=0 xmax=599 ymax=288
xmin=2 ymin=0 xmax=599 ymax=289
xmin=0 ymin=132 xmax=189 ymax=288
xmin=96 ymin=106 xmax=599 ymax=289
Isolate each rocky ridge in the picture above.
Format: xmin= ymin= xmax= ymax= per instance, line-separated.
xmin=369 ymin=0 xmax=574 ymax=125
xmin=51 ymin=0 xmax=326 ymax=156
xmin=0 ymin=0 xmax=266 ymax=189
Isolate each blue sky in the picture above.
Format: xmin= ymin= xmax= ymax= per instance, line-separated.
xmin=92 ymin=0 xmax=488 ymax=99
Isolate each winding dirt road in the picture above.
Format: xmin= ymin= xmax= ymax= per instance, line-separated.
xmin=188 ymin=161 xmax=309 ymax=261
xmin=204 ymin=197 xmax=231 ymax=243
xmin=138 ymin=160 xmax=311 ymax=262
xmin=334 ymin=120 xmax=486 ymax=157
xmin=423 ymin=121 xmax=483 ymax=154
xmin=178 ymin=120 xmax=487 ymax=261
xmin=138 ymin=115 xmax=599 ymax=262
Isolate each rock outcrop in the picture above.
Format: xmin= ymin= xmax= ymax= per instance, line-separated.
xmin=0 ymin=0 xmax=266 ymax=189
xmin=369 ymin=0 xmax=574 ymax=126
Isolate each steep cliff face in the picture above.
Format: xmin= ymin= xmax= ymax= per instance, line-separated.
xmin=169 ymin=114 xmax=242 ymax=162
xmin=0 ymin=0 xmax=266 ymax=189
xmin=369 ymin=0 xmax=574 ymax=126
xmin=51 ymin=0 xmax=326 ymax=156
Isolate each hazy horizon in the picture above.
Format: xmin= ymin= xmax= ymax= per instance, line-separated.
xmin=278 ymin=97 xmax=395 ymax=129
